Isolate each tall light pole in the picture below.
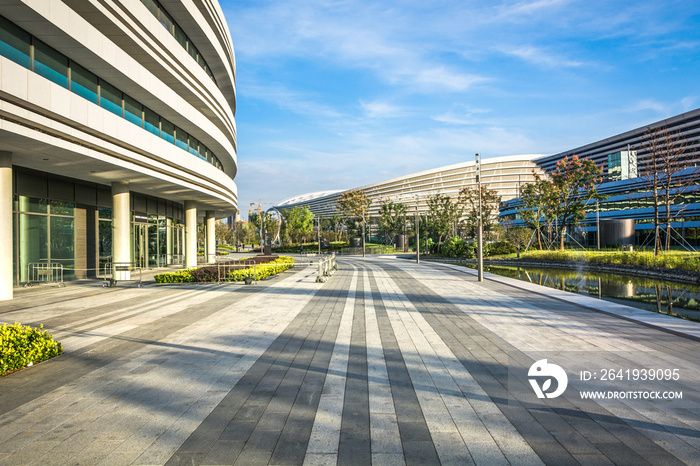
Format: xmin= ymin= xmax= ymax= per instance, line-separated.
xmin=476 ymin=153 xmax=483 ymax=282
xmin=415 ymin=196 xmax=420 ymax=264
xmin=362 ymin=207 xmax=366 ymax=258
xmin=317 ymin=216 xmax=321 ymax=254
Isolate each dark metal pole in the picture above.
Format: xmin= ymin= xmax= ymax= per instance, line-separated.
xmin=476 ymin=153 xmax=483 ymax=282
xmin=416 ymin=198 xmax=420 ymax=264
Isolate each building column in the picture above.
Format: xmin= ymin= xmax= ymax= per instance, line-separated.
xmin=185 ymin=201 xmax=197 ymax=268
xmin=206 ymin=211 xmax=216 ymax=264
xmin=0 ymin=152 xmax=13 ymax=300
xmin=112 ymin=181 xmax=131 ymax=280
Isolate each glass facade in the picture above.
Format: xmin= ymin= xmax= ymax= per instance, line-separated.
xmin=0 ymin=14 xmax=225 ymax=171
xmin=139 ymin=0 xmax=217 ymax=83
xmin=33 ymin=39 xmax=69 ymax=88
xmin=11 ymin=193 xmax=186 ymax=285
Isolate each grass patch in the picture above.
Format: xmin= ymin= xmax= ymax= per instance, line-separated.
xmin=520 ymin=250 xmax=700 ymax=272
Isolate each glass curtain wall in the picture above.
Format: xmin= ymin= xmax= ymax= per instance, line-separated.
xmin=15 ymin=196 xmax=75 ymax=283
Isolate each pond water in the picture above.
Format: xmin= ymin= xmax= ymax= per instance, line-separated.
xmin=469 ymin=264 xmax=700 ymax=322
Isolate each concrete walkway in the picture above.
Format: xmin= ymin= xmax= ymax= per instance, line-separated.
xmin=0 ymin=257 xmax=698 ymax=465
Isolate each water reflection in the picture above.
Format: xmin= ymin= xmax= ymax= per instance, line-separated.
xmin=477 ymin=265 xmax=700 ymax=322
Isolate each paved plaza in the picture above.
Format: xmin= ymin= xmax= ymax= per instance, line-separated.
xmin=0 ymin=257 xmax=699 ymax=465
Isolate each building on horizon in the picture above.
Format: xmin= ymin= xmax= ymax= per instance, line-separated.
xmin=278 ymin=108 xmax=700 ymax=249
xmin=0 ymin=0 xmax=238 ymax=300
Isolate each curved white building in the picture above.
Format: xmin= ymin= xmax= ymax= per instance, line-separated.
xmin=0 ymin=0 xmax=237 ymax=299
xmin=276 ymin=154 xmax=545 ymax=217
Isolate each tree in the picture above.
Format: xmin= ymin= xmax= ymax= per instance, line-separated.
xmin=549 ymin=155 xmax=605 ymax=250
xmin=519 ymin=174 xmax=557 ymax=249
xmin=377 ymin=198 xmax=407 ymax=245
xmin=249 ymin=211 xmax=278 ymax=244
xmin=459 ymin=185 xmax=502 ymax=239
xmin=215 ymin=220 xmax=233 ymax=245
xmin=233 ymin=220 xmax=254 ymax=247
xmin=336 ymin=190 xmax=372 ymax=248
xmin=427 ymin=193 xmax=463 ymax=248
xmin=283 ymin=206 xmax=315 ymax=244
xmin=638 ymin=126 xmax=698 ymax=254
xmin=505 ymin=226 xmax=532 ymax=258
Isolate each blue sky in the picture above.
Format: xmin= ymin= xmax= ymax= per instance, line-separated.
xmin=221 ymin=0 xmax=700 ymax=219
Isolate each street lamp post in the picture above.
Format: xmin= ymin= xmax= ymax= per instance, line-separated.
xmin=317 ymin=216 xmax=322 ymax=254
xmin=415 ymin=197 xmax=420 ymax=264
xmin=362 ymin=208 xmax=366 ymax=258
xmin=476 ymin=153 xmax=483 ymax=282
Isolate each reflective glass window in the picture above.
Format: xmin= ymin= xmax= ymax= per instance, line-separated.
xmin=124 ymin=94 xmax=143 ymax=126
xmin=18 ymin=196 xmax=47 ymax=213
xmin=0 ymin=15 xmax=30 ymax=68
xmin=158 ymin=8 xmax=175 ymax=34
xmin=174 ymin=126 xmax=188 ymax=151
xmin=199 ymin=144 xmax=207 ymax=161
xmin=99 ymin=80 xmax=123 ymax=117
xmin=142 ymin=0 xmax=159 ymax=17
xmin=144 ymin=106 xmax=160 ymax=136
xmin=189 ymin=136 xmax=200 ymax=157
xmin=161 ymin=118 xmax=175 ymax=144
xmin=187 ymin=40 xmax=198 ymax=61
xmin=50 ymin=200 xmax=74 ymax=216
xmin=33 ymin=39 xmax=69 ymax=88
xmin=50 ymin=216 xmax=75 ymax=279
xmin=19 ymin=213 xmax=48 ymax=282
xmin=98 ymin=207 xmax=112 ymax=219
xmin=70 ymin=62 xmax=98 ymax=103
xmin=174 ymin=24 xmax=187 ymax=48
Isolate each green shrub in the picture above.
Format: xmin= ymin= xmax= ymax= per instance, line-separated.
xmin=487 ymin=241 xmax=516 ymax=257
xmin=154 ymin=257 xmax=296 ymax=283
xmin=520 ymin=249 xmax=700 ymax=271
xmin=1 ymin=323 xmax=63 ymax=375
xmin=154 ymin=269 xmax=193 ymax=283
xmin=442 ymin=237 xmax=465 ymax=257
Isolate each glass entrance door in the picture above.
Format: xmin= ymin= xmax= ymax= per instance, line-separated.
xmin=133 ymin=223 xmax=148 ymax=268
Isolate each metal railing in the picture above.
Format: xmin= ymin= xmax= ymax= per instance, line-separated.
xmin=102 ymin=262 xmax=143 ymax=288
xmin=25 ymin=263 xmax=64 ymax=288
xmin=316 ymin=253 xmax=337 ymax=283
xmin=217 ymin=260 xmax=256 ymax=284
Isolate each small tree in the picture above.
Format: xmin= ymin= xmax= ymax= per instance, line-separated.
xmin=549 ymin=155 xmax=605 ymax=250
xmin=337 ymin=189 xmax=372 ymax=249
xmin=377 ymin=198 xmax=407 ymax=245
xmin=427 ymin=193 xmax=463 ymax=248
xmin=505 ymin=226 xmax=532 ymax=258
xmin=638 ymin=126 xmax=698 ymax=254
xmin=519 ymin=174 xmax=557 ymax=249
xmin=459 ymin=185 xmax=502 ymax=239
xmin=283 ymin=206 xmax=315 ymax=244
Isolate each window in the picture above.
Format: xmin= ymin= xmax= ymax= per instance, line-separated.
xmin=144 ymin=106 xmax=160 ymax=136
xmin=124 ymin=94 xmax=143 ymax=126
xmin=33 ymin=39 xmax=69 ymax=88
xmin=158 ymin=8 xmax=175 ymax=35
xmin=99 ymin=80 xmax=123 ymax=117
xmin=70 ymin=62 xmax=98 ymax=103
xmin=142 ymin=0 xmax=158 ymax=17
xmin=161 ymin=118 xmax=175 ymax=144
xmin=174 ymin=24 xmax=187 ymax=49
xmin=0 ymin=15 xmax=30 ymax=68
xmin=187 ymin=40 xmax=198 ymax=61
xmin=189 ymin=136 xmax=200 ymax=157
xmin=174 ymin=126 xmax=188 ymax=151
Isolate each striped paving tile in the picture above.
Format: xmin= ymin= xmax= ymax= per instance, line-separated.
xmin=1 ymin=256 xmax=698 ymax=465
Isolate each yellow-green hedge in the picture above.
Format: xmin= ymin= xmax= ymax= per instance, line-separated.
xmin=521 ymin=250 xmax=700 ymax=272
xmin=1 ymin=323 xmax=63 ymax=375
xmin=154 ymin=256 xmax=295 ymax=283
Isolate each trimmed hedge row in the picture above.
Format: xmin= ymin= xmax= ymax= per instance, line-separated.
xmin=154 ymin=256 xmax=295 ymax=283
xmin=1 ymin=323 xmax=63 ymax=375
xmin=521 ymin=250 xmax=700 ymax=272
